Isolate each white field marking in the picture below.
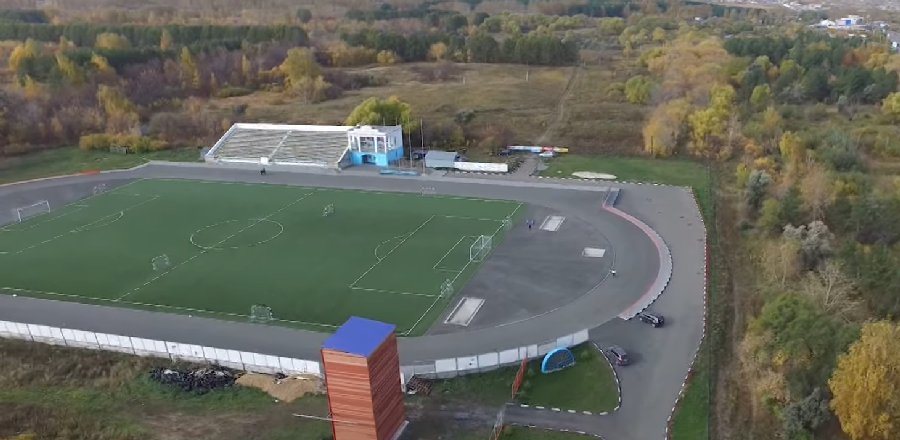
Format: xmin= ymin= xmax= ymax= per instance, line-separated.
xmin=349 ymin=286 xmax=439 ymax=298
xmin=440 ymin=215 xmax=505 ymax=222
xmin=404 ymin=204 xmax=519 ymax=335
xmin=1 ymin=205 xmax=89 ymax=232
xmin=189 ymin=219 xmax=285 ymax=251
xmin=115 ymin=192 xmax=316 ymax=301
xmin=1 ymin=178 xmax=145 ymax=233
xmin=433 ymin=236 xmax=468 ymax=271
xmin=539 ymin=215 xmax=565 ymax=232
xmin=13 ymin=196 xmax=159 ymax=255
xmin=0 ymin=286 xmax=338 ymax=328
xmin=154 ymin=178 xmax=518 ymax=205
xmin=373 ymin=234 xmax=409 ymax=261
xmin=349 ymin=215 xmax=435 ymax=289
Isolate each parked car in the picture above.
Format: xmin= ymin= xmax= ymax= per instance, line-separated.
xmin=607 ymin=345 xmax=630 ymax=366
xmin=638 ymin=311 xmax=665 ymax=327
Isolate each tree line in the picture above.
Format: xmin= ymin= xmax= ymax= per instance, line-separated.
xmin=0 ymin=23 xmax=308 ymax=48
xmin=0 ymin=9 xmax=49 ymax=23
xmin=725 ymin=33 xmax=899 ymax=106
xmin=341 ymin=29 xmax=578 ymax=66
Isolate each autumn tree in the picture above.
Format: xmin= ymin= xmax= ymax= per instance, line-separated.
xmin=7 ymin=38 xmax=40 ymax=72
xmin=55 ymin=53 xmax=83 ymax=85
xmin=881 ymin=92 xmax=900 ymax=123
xmin=802 ymin=260 xmax=860 ymax=321
xmin=279 ymin=47 xmax=321 ymax=88
xmin=96 ymin=85 xmax=138 ymax=134
xmin=800 ymin=163 xmax=831 ymax=221
xmin=760 ymin=236 xmax=801 ymax=288
xmin=688 ymin=84 xmax=735 ymax=157
xmin=376 ymin=50 xmax=400 ymax=64
xmin=643 ymin=98 xmax=690 ymax=157
xmin=750 ymin=84 xmax=772 ymax=110
xmin=829 ymin=321 xmax=900 ymax=440
xmin=160 ymin=29 xmax=174 ymax=51
xmin=94 ymin=32 xmax=130 ymax=49
xmin=345 ymin=96 xmax=417 ymax=132
xmin=179 ymin=47 xmax=200 ymax=90
xmin=624 ymin=75 xmax=653 ymax=104
xmin=428 ymin=42 xmax=448 ymax=61
xmin=778 ymin=131 xmax=805 ymax=178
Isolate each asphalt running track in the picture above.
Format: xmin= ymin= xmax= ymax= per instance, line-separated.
xmin=0 ymin=162 xmax=706 ymax=440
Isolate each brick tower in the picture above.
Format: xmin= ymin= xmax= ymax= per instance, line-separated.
xmin=321 ymin=316 xmax=407 ymax=440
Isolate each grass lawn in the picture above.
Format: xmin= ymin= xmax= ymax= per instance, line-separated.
xmin=0 ymin=178 xmax=521 ymax=335
xmin=432 ymin=344 xmax=619 ymax=413
xmin=541 ymin=154 xmax=712 ymax=220
xmin=668 ymin=343 xmax=709 ymax=440
xmin=0 ymin=337 xmax=332 ymax=440
xmin=449 ymin=426 xmax=590 ymax=440
xmin=0 ymin=147 xmax=201 ymax=185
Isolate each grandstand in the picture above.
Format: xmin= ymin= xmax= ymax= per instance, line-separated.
xmin=205 ymin=123 xmax=405 ymax=169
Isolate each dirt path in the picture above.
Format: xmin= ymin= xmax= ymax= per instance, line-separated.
xmin=535 ymin=65 xmax=580 ymax=146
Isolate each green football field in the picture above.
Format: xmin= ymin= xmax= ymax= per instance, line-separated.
xmin=0 ymin=178 xmax=522 ymax=335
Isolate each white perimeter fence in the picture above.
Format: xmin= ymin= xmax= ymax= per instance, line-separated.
xmin=0 ymin=320 xmax=588 ymax=385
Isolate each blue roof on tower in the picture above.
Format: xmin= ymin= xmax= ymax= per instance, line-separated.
xmin=321 ymin=316 xmax=396 ymax=357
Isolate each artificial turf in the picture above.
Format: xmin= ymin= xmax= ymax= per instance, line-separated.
xmin=0 ymin=178 xmax=522 ymax=335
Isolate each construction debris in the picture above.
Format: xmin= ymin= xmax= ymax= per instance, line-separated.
xmin=150 ymin=366 xmax=237 ymax=394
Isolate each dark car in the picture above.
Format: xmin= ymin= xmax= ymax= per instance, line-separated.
xmin=607 ymin=345 xmax=630 ymax=366
xmin=638 ymin=312 xmax=665 ymax=327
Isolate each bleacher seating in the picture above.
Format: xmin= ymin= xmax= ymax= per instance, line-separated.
xmin=208 ymin=124 xmax=351 ymax=168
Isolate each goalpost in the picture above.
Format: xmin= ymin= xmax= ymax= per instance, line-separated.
xmin=440 ymin=279 xmax=454 ymax=298
xmin=13 ymin=200 xmax=50 ymax=222
xmin=250 ymin=304 xmax=274 ymax=323
xmin=469 ymin=235 xmax=492 ymax=262
xmin=151 ymin=254 xmax=170 ymax=271
xmin=323 ymin=204 xmax=334 ymax=217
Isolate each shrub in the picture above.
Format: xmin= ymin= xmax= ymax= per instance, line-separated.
xmin=214 ymin=87 xmax=253 ymax=98
xmin=78 ymin=133 xmax=168 ymax=153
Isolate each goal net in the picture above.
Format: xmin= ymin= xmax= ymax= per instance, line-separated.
xmin=440 ymin=279 xmax=454 ymax=298
xmin=151 ymin=254 xmax=170 ymax=271
xmin=488 ymin=405 xmax=506 ymax=440
xmin=421 ymin=186 xmax=436 ymax=196
xmin=13 ymin=200 xmax=50 ymax=222
xmin=250 ymin=304 xmax=274 ymax=323
xmin=469 ymin=235 xmax=492 ymax=262
xmin=92 ymin=184 xmax=107 ymax=195
xmin=323 ymin=204 xmax=334 ymax=217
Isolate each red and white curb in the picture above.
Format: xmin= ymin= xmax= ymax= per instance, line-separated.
xmin=508 ymin=423 xmax=606 ymax=438
xmin=664 ymin=187 xmax=709 ymax=440
xmin=509 ymin=343 xmax=622 ymax=416
xmin=536 ymin=176 xmax=677 ymax=187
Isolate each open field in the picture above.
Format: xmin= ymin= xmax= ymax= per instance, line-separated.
xmin=0 ymin=148 xmax=201 ymax=185
xmin=431 ymin=344 xmax=619 ymax=413
xmin=210 ymin=63 xmax=572 ymax=145
xmin=0 ymin=178 xmax=522 ymax=335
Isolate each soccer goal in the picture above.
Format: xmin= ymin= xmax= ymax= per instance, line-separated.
xmin=440 ymin=279 xmax=454 ymax=298
xmin=421 ymin=186 xmax=436 ymax=196
xmin=250 ymin=304 xmax=274 ymax=323
xmin=323 ymin=204 xmax=334 ymax=217
xmin=151 ymin=254 xmax=170 ymax=271
xmin=92 ymin=184 xmax=107 ymax=195
xmin=13 ymin=200 xmax=50 ymax=222
xmin=469 ymin=235 xmax=492 ymax=262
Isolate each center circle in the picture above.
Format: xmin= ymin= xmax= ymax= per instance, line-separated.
xmin=190 ymin=219 xmax=284 ymax=250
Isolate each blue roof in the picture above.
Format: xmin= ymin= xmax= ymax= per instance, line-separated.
xmin=321 ymin=316 xmax=396 ymax=357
